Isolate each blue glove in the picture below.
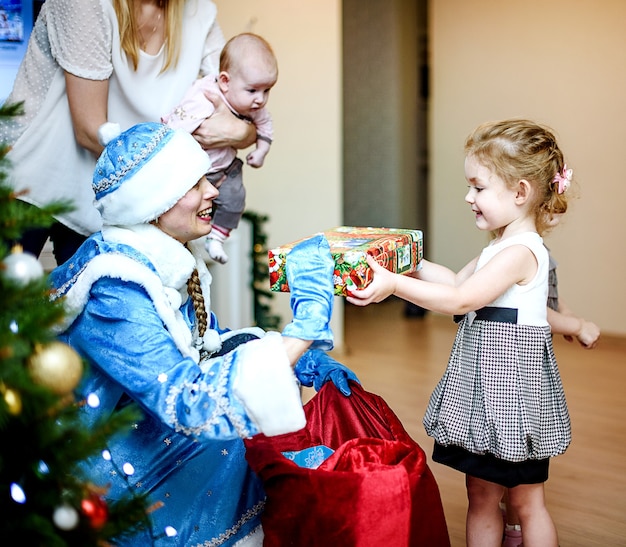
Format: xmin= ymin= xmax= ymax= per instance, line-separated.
xmin=294 ymin=349 xmax=360 ymax=396
xmin=282 ymin=234 xmax=334 ymax=351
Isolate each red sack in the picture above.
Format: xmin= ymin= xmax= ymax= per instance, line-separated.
xmin=244 ymin=382 xmax=450 ymax=546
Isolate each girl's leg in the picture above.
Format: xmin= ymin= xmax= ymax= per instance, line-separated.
xmin=502 ymin=489 xmax=523 ymax=547
xmin=466 ymin=475 xmax=506 ymax=547
xmin=507 ymin=482 xmax=558 ymax=547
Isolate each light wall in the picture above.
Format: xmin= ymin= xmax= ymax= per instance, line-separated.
xmin=213 ymin=1 xmax=345 ymax=345
xmin=430 ymin=0 xmax=626 ymax=336
xmin=342 ymin=0 xmax=424 ymax=230
xmin=214 ymin=0 xmax=626 ymax=339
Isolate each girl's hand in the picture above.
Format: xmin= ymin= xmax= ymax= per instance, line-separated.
xmin=346 ymin=254 xmax=397 ymax=306
xmin=576 ymin=319 xmax=600 ymax=349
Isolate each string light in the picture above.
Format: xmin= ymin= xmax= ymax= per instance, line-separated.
xmin=10 ymin=483 xmax=26 ymax=504
xmin=87 ymin=392 xmax=100 ymax=408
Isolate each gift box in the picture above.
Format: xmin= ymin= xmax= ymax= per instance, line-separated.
xmin=268 ymin=226 xmax=423 ymax=296
xmin=244 ymin=382 xmax=450 ymax=546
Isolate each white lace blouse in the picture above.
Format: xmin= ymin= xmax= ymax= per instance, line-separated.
xmin=1 ymin=0 xmax=224 ymax=235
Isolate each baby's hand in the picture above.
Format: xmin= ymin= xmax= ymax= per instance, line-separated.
xmin=576 ymin=319 xmax=600 ymax=349
xmin=246 ymin=149 xmax=265 ymax=168
xmin=346 ymin=254 xmax=397 ymax=306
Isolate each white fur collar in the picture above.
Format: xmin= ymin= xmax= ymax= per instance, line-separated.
xmin=56 ymin=225 xmax=220 ymax=360
xmin=102 ymin=224 xmax=195 ymax=291
xmin=56 ymin=251 xmax=198 ymax=360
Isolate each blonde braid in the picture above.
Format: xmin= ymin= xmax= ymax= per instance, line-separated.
xmin=187 ymin=268 xmax=207 ymax=338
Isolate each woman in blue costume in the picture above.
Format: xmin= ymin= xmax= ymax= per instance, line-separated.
xmin=49 ymin=122 xmax=356 ymax=546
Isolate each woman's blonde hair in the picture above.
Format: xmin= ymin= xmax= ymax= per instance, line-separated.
xmin=187 ymin=268 xmax=207 ymax=337
xmin=114 ymin=0 xmax=184 ymax=72
xmin=464 ymin=118 xmax=570 ymax=235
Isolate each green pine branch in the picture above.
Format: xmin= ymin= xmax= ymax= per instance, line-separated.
xmin=0 ymin=97 xmax=151 ymax=545
xmin=242 ymin=210 xmax=281 ymax=331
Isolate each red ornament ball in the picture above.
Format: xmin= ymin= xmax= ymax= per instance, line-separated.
xmin=81 ymin=493 xmax=109 ymax=529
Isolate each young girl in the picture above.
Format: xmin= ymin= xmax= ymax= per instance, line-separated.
xmin=501 ymin=210 xmax=600 ymax=547
xmin=347 ymin=119 xmax=573 ymax=547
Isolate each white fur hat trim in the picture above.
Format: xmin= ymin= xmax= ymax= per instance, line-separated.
xmin=93 ymin=123 xmax=211 ymax=226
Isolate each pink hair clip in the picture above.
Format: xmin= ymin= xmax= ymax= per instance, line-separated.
xmin=553 ymin=164 xmax=573 ymax=194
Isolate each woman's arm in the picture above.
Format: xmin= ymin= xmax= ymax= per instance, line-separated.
xmin=282 ymin=337 xmax=313 ymax=365
xmin=65 ymin=73 xmax=109 ymax=157
xmin=66 ymin=77 xmax=253 ymax=157
xmin=192 ymin=90 xmax=256 ymax=150
xmin=71 ymin=280 xmax=305 ymax=439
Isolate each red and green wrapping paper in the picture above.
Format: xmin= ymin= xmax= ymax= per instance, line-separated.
xmin=268 ymin=226 xmax=423 ymax=296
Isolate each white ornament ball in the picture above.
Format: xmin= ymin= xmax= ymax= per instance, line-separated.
xmin=2 ymin=249 xmax=44 ymax=286
xmin=53 ymin=503 xmax=80 ymax=531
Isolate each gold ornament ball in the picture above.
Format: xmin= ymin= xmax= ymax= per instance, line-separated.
xmin=0 ymin=384 xmax=22 ymax=415
xmin=28 ymin=342 xmax=83 ymax=396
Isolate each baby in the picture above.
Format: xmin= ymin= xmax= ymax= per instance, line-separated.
xmin=163 ymin=32 xmax=278 ymax=263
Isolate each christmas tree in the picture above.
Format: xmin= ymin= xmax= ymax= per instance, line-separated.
xmin=242 ymin=210 xmax=281 ymax=331
xmin=0 ymin=102 xmax=150 ymax=545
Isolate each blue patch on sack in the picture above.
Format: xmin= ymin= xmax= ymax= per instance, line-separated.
xmin=282 ymin=445 xmax=335 ymax=469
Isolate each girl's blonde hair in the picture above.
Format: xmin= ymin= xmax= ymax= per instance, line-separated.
xmin=114 ymin=0 xmax=184 ymax=72
xmin=464 ymin=118 xmax=570 ymax=235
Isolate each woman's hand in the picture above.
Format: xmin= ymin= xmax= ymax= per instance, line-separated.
xmin=282 ymin=235 xmax=335 ymax=351
xmin=294 ymin=349 xmax=360 ymax=396
xmin=192 ymin=90 xmax=256 ymax=150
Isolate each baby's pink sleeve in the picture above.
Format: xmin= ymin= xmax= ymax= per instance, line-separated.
xmin=162 ymin=77 xmax=217 ymax=133
xmin=251 ymin=108 xmax=274 ymax=142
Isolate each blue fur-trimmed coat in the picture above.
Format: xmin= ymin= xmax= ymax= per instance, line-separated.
xmin=49 ymin=224 xmax=305 ymax=546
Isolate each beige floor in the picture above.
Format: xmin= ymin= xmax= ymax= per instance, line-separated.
xmin=327 ymin=298 xmax=626 ymax=547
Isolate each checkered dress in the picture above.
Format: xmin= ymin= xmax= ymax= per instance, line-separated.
xmin=423 ymin=233 xmax=571 ymax=463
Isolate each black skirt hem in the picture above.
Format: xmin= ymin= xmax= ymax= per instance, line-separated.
xmin=432 ymin=442 xmax=549 ymax=488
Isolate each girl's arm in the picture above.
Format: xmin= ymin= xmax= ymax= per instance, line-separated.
xmin=348 ymin=245 xmax=536 ymax=316
xmin=413 ymin=257 xmax=479 ymax=286
xmin=547 ymin=305 xmax=600 ymax=349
